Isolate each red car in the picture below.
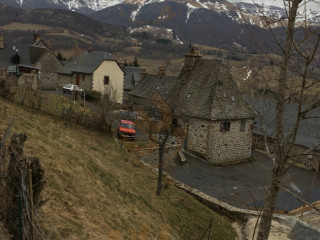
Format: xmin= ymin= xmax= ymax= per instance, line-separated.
xmin=117 ymin=120 xmax=136 ymax=139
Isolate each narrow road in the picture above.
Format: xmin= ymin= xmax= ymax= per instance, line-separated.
xmin=167 ymin=150 xmax=320 ymax=211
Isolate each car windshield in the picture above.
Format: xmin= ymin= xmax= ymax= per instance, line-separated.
xmin=121 ymin=123 xmax=134 ymax=129
xmin=65 ymin=84 xmax=72 ymax=88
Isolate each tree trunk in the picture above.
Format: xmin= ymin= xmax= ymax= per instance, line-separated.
xmin=156 ymin=143 xmax=164 ymax=195
xmin=257 ymin=170 xmax=282 ymax=239
xmin=257 ymin=1 xmax=302 ymax=239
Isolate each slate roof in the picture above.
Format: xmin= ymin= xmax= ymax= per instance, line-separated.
xmin=130 ymin=58 xmax=254 ymax=121
xmin=288 ymin=221 xmax=320 ymax=240
xmin=168 ymin=58 xmax=255 ymax=120
xmin=123 ymin=66 xmax=141 ymax=91
xmin=129 ymin=73 xmax=178 ymax=100
xmin=0 ymin=43 xmax=31 ymax=69
xmin=57 ymin=51 xmax=115 ymax=75
xmin=248 ymin=97 xmax=320 ymax=150
xmin=29 ymin=45 xmax=46 ymax=65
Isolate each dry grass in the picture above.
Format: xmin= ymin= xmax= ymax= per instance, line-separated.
xmin=0 ymin=99 xmax=235 ymax=240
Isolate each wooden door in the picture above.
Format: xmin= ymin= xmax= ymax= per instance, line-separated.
xmin=76 ymin=74 xmax=80 ymax=86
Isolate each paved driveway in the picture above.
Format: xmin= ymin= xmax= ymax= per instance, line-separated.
xmin=167 ymin=150 xmax=320 ymax=211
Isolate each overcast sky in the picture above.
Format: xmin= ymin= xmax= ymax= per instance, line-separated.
xmin=228 ymin=0 xmax=320 ymax=11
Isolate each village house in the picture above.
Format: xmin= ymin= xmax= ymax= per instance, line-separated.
xmin=123 ymin=66 xmax=142 ymax=92
xmin=250 ymin=98 xmax=320 ymax=171
xmin=57 ymin=50 xmax=124 ymax=103
xmin=0 ymin=33 xmax=62 ymax=90
xmin=28 ymin=34 xmax=63 ymax=90
xmin=129 ymin=48 xmax=255 ymax=165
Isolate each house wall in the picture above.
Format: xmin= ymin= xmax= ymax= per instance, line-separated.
xmin=206 ymin=119 xmax=253 ymax=165
xmin=92 ymin=60 xmax=124 ymax=103
xmin=57 ymin=73 xmax=93 ymax=90
xmin=35 ymin=51 xmax=62 ymax=90
xmin=71 ymin=74 xmax=92 ymax=90
xmin=186 ymin=118 xmax=209 ymax=156
xmin=57 ymin=74 xmax=72 ymax=88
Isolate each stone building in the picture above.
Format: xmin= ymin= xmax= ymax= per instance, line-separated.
xmin=57 ymin=50 xmax=125 ymax=103
xmin=28 ymin=34 xmax=63 ymax=90
xmin=0 ymin=33 xmax=62 ymax=90
xmin=129 ymin=49 xmax=255 ymax=165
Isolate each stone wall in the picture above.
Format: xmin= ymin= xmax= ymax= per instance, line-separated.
xmin=253 ymin=134 xmax=320 ymax=171
xmin=36 ymin=51 xmax=62 ymax=74
xmin=71 ymin=74 xmax=93 ymax=90
xmin=57 ymin=74 xmax=71 ymax=89
xmin=17 ymin=73 xmax=37 ymax=90
xmin=206 ymin=119 xmax=253 ymax=165
xmin=57 ymin=74 xmax=93 ymax=91
xmin=38 ymin=73 xmax=57 ymax=90
xmin=186 ymin=118 xmax=208 ymax=156
xmin=35 ymin=51 xmax=62 ymax=90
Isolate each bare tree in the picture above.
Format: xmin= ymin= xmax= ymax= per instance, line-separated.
xmin=138 ymin=94 xmax=174 ymax=195
xmin=241 ymin=1 xmax=320 ymax=239
xmin=98 ymin=86 xmax=122 ymax=133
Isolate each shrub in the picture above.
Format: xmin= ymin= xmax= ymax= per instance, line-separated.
xmin=84 ymin=90 xmax=102 ymax=102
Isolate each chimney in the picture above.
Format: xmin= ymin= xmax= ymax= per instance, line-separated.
xmin=184 ymin=47 xmax=201 ymax=70
xmin=88 ymin=46 xmax=93 ymax=53
xmin=159 ymin=65 xmax=165 ymax=76
xmin=33 ymin=33 xmax=41 ymax=44
xmin=0 ymin=34 xmax=3 ymax=49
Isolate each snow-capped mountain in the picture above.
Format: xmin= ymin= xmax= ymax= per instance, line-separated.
xmin=0 ymin=0 xmax=248 ymax=16
xmin=0 ymin=0 xmax=317 ymax=52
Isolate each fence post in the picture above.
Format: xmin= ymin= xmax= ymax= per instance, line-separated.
xmin=17 ymin=194 xmax=23 ymax=240
xmin=83 ymin=91 xmax=86 ymax=111
xmin=28 ymin=169 xmax=36 ymax=240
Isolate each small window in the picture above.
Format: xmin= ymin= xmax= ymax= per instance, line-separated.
xmin=186 ymin=93 xmax=191 ymax=99
xmin=240 ymin=119 xmax=246 ymax=132
xmin=220 ymin=122 xmax=230 ymax=132
xmin=104 ymin=76 xmax=110 ymax=85
xmin=172 ymin=118 xmax=178 ymax=125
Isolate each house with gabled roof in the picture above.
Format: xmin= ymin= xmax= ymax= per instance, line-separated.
xmin=0 ymin=33 xmax=62 ymax=90
xmin=28 ymin=34 xmax=63 ymax=90
xmin=57 ymin=50 xmax=124 ymax=103
xmin=129 ymin=48 xmax=255 ymax=165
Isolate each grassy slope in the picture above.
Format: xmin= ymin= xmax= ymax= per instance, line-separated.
xmin=0 ymin=99 xmax=235 ymax=240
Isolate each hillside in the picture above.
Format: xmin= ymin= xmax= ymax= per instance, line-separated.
xmin=89 ymin=1 xmax=282 ymax=53
xmin=0 ymin=98 xmax=236 ymax=239
xmin=0 ymin=3 xmax=126 ymax=51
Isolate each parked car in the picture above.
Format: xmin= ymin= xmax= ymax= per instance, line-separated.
xmin=62 ymin=84 xmax=84 ymax=94
xmin=117 ymin=120 xmax=136 ymax=139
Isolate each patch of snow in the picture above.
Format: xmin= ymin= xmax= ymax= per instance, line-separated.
xmin=131 ymin=5 xmax=142 ymax=21
xmin=243 ymin=69 xmax=252 ymax=81
xmin=195 ymin=0 xmax=208 ymax=9
xmin=186 ymin=3 xmax=197 ymax=23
